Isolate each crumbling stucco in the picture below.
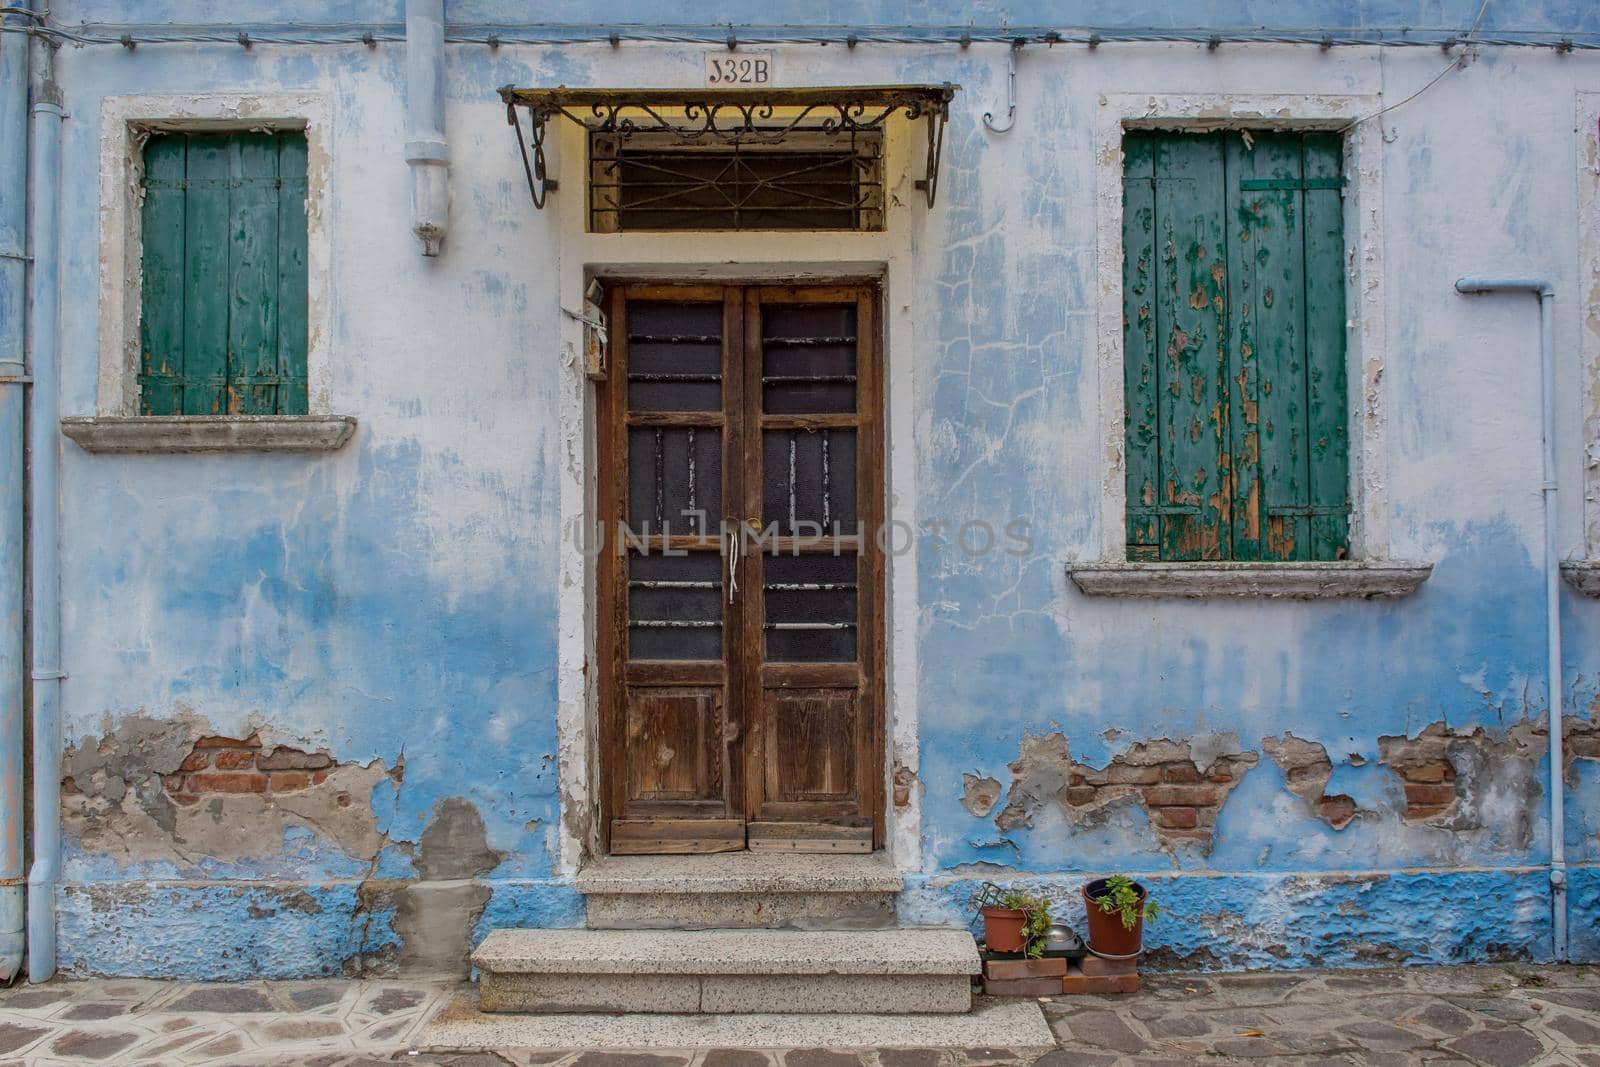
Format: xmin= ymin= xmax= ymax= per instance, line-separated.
xmin=993 ymin=732 xmax=1258 ymax=852
xmin=1378 ymin=721 xmax=1544 ymax=844
xmin=961 ymin=773 xmax=1002 ymax=817
xmin=1565 ymin=713 xmax=1600 ymax=783
xmin=63 ymin=714 xmax=508 ymax=978
xmin=63 ymin=713 xmax=391 ymax=870
xmin=1262 ymin=733 xmax=1359 ymax=829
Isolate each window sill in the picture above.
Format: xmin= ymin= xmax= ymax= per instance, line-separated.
xmin=61 ymin=415 xmax=356 ymax=454
xmin=1562 ymin=561 xmax=1600 ymax=597
xmin=1067 ymin=561 xmax=1434 ymax=600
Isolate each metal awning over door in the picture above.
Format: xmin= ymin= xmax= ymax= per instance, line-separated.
xmin=497 ymin=84 xmax=957 ymax=216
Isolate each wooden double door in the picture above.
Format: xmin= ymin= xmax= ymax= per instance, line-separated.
xmin=598 ymin=283 xmax=884 ymax=854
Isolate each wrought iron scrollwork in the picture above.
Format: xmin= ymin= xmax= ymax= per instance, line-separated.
xmin=499 ymin=84 xmax=958 ymax=211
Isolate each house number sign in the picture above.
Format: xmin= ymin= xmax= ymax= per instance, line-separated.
xmin=705 ymin=52 xmax=777 ymax=86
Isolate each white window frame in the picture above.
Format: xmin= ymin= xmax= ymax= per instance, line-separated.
xmin=95 ymin=93 xmax=335 ymax=417
xmin=1577 ymin=92 xmax=1600 ymax=562
xmin=1089 ymin=93 xmax=1393 ymax=567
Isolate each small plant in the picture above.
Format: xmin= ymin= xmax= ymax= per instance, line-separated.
xmin=974 ymin=883 xmax=1053 ymax=958
xmin=1090 ymin=874 xmax=1160 ymax=931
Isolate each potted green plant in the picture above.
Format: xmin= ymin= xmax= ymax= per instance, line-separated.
xmin=1082 ymin=875 xmax=1159 ymax=958
xmin=974 ymin=883 xmax=1053 ymax=958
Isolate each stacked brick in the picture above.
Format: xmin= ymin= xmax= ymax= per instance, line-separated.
xmin=982 ymin=954 xmax=1140 ymax=996
xmin=160 ymin=735 xmax=335 ymax=806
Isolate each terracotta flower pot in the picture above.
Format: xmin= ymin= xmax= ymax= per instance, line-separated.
xmin=980 ymin=906 xmax=1028 ymax=953
xmin=1082 ymin=879 xmax=1146 ymax=958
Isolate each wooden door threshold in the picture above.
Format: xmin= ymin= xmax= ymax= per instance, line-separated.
xmin=746 ymin=821 xmax=872 ymax=854
xmin=610 ymin=818 xmax=745 ymax=855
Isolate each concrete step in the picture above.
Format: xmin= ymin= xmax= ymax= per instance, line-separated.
xmin=473 ymin=928 xmax=979 ymax=1015
xmin=577 ymin=852 xmax=903 ymax=930
xmin=424 ymin=998 xmax=1055 ymax=1050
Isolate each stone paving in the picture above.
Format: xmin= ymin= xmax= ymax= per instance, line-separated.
xmin=0 ymin=964 xmax=1594 ymax=1065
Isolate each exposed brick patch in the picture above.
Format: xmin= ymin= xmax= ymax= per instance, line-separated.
xmin=161 ymin=738 xmax=341 ymax=804
xmin=1378 ymin=726 xmax=1469 ymax=820
xmin=994 ymin=732 xmax=1257 ymax=852
xmin=1261 ymin=733 xmax=1359 ymax=830
xmin=192 ymin=734 xmax=261 ymax=749
xmin=1565 ymin=717 xmax=1600 ymax=782
xmin=1378 ymin=721 xmax=1545 ymax=833
xmin=259 ymin=748 xmax=334 ymax=771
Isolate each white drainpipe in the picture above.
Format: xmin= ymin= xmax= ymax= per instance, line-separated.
xmin=405 ymin=0 xmax=448 ymax=255
xmin=1454 ymin=276 xmax=1565 ymax=961
xmin=0 ymin=0 xmax=33 ymax=986
xmin=25 ymin=30 xmax=65 ymax=984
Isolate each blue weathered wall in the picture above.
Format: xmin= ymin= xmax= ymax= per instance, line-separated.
xmin=28 ymin=0 xmax=1600 ymax=975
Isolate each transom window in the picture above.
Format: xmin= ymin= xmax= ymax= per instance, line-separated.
xmin=589 ymin=130 xmax=884 ymax=233
xmin=1122 ymin=129 xmax=1350 ymax=562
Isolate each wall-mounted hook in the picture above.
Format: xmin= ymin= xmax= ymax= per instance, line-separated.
xmin=982 ymin=40 xmax=1022 ymax=135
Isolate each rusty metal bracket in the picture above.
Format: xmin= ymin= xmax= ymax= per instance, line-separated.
xmin=498 ymin=83 xmax=957 ymax=211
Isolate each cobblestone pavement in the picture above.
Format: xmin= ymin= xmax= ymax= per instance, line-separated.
xmin=0 ymin=964 xmax=1595 ymax=1065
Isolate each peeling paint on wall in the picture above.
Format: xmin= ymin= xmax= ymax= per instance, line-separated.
xmin=63 ymin=715 xmax=395 ymax=872
xmin=961 ymin=773 xmax=1002 ymax=817
xmin=1378 ymin=721 xmax=1543 ymax=842
xmin=1262 ymin=733 xmax=1359 ymax=829
xmin=993 ymin=732 xmax=1258 ymax=853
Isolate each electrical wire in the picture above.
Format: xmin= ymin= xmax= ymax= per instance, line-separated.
xmin=0 ymin=19 xmax=1594 ymax=50
xmin=1341 ymin=0 xmax=1500 ymax=132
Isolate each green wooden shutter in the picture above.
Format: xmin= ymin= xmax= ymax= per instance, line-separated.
xmin=1300 ymin=135 xmax=1350 ymax=560
xmin=1123 ymin=134 xmax=1161 ymax=561
xmin=1123 ymin=130 xmax=1349 ymax=562
xmin=139 ymin=131 xmax=309 ymax=416
xmin=1121 ymin=132 xmax=1232 ymax=561
xmin=275 ymin=135 xmax=310 ymax=415
xmin=137 ymin=138 xmax=188 ymax=415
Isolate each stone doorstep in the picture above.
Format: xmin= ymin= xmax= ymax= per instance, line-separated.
xmin=584 ymin=890 xmax=898 ymax=931
xmin=574 ymin=851 xmax=904 ymax=895
xmin=421 ymin=997 xmax=1056 ymax=1049
xmin=478 ymin=972 xmax=972 ymax=1014
xmin=472 ymin=928 xmax=979 ymax=977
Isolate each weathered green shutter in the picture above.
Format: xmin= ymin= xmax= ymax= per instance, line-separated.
xmin=1300 ymin=136 xmax=1350 ymax=560
xmin=137 ymin=138 xmax=188 ymax=415
xmin=275 ymin=136 xmax=310 ymax=415
xmin=1123 ymin=130 xmax=1348 ymax=562
xmin=1122 ymin=131 xmax=1232 ymax=561
xmin=139 ymin=131 xmax=308 ymax=416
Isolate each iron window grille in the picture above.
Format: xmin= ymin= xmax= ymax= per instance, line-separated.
xmin=590 ymin=128 xmax=884 ymax=233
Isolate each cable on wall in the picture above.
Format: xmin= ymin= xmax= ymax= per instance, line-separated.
xmin=0 ymin=21 xmax=1596 ymax=51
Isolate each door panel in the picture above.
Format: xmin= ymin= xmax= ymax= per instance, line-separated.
xmin=763 ymin=688 xmax=858 ymax=801
xmin=601 ymin=286 xmax=744 ymax=854
xmin=740 ymin=287 xmax=881 ymax=843
xmin=599 ymin=282 xmax=881 ymax=854
xmin=625 ymin=685 xmax=726 ymax=804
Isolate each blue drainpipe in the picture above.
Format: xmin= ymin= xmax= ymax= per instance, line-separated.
xmin=25 ymin=28 xmax=64 ymax=984
xmin=0 ymin=0 xmax=33 ymax=984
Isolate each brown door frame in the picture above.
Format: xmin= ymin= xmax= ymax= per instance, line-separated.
xmin=596 ymin=278 xmax=885 ymax=854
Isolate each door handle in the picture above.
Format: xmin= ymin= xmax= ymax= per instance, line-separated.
xmin=724 ymin=720 xmax=742 ymax=745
